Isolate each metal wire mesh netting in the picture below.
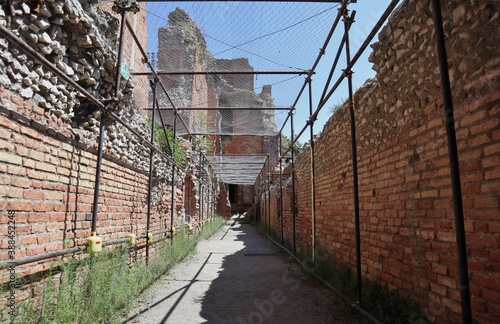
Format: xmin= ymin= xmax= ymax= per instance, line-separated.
xmin=206 ymin=154 xmax=269 ymax=185
xmin=134 ymin=1 xmax=344 ymax=136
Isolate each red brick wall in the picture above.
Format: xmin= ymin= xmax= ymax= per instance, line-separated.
xmin=264 ymin=0 xmax=500 ymax=322
xmin=0 ymin=88 xmax=183 ymax=305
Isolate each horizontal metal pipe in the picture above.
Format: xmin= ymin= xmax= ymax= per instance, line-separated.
xmin=103 ymin=238 xmax=130 ymax=247
xmin=207 ymin=154 xmax=269 ymax=157
xmin=211 ymin=161 xmax=267 ymax=165
xmin=144 ymin=107 xmax=290 ymax=111
xmin=0 ymin=246 xmax=86 ymax=270
xmin=0 ymin=232 xmax=177 ymax=270
xmin=186 ymin=132 xmax=277 ymax=136
xmin=132 ymin=71 xmax=310 ymax=76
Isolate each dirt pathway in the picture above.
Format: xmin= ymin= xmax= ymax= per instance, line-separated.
xmin=123 ymin=218 xmax=363 ymax=324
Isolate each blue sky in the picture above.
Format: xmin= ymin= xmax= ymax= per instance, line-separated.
xmin=145 ymin=0 xmax=394 ymax=139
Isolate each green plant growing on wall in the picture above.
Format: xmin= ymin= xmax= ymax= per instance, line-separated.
xmin=329 ymin=97 xmax=347 ymax=116
xmin=280 ymin=135 xmax=303 ymax=157
xmin=192 ymin=112 xmax=214 ymax=152
xmin=148 ymin=119 xmax=187 ymax=166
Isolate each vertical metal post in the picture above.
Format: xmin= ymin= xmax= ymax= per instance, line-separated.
xmin=308 ymin=80 xmax=317 ymax=262
xmin=91 ymin=116 xmax=105 ymax=236
xmin=344 ymin=10 xmax=362 ymax=303
xmin=146 ymin=79 xmax=157 ymax=265
xmin=187 ymin=174 xmax=191 ymax=217
xmin=213 ymin=176 xmax=216 ymax=218
xmin=213 ymin=175 xmax=216 ymax=218
xmin=209 ymin=174 xmax=213 ymax=219
xmin=90 ymin=9 xmax=126 ymax=236
xmin=170 ymin=114 xmax=177 ymax=241
xmin=198 ymin=150 xmax=203 ymax=221
xmin=201 ymin=182 xmax=204 ymax=222
xmin=290 ymin=109 xmax=297 ymax=254
xmin=267 ymin=154 xmax=271 ymax=235
xmin=279 ymin=135 xmax=284 ymax=245
xmin=431 ymin=1 xmax=471 ymax=322
xmin=208 ymin=176 xmax=212 ymax=219
xmin=114 ymin=10 xmax=126 ymax=100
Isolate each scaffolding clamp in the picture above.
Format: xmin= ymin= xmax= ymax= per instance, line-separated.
xmin=127 ymin=233 xmax=136 ymax=247
xmin=342 ymin=68 xmax=354 ymax=78
xmin=101 ymin=97 xmax=120 ymax=111
xmin=112 ymin=0 xmax=140 ymax=14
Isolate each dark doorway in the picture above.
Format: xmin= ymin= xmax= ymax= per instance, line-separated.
xmin=229 ymin=184 xmax=237 ymax=203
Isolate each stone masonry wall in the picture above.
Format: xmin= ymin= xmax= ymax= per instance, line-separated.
xmin=267 ymin=0 xmax=499 ymax=322
xmin=0 ymin=0 xmax=158 ymax=171
xmin=0 ymin=0 xmax=199 ymax=311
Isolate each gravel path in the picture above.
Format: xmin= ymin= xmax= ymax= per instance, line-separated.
xmin=123 ymin=218 xmax=364 ymax=324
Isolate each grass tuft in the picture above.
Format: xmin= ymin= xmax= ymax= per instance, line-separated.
xmin=4 ymin=217 xmax=226 ymax=324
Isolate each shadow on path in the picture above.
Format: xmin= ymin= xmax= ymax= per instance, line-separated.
xmin=123 ymin=218 xmax=362 ymax=324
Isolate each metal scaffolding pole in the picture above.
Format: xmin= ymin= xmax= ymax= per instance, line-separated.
xmin=91 ymin=9 xmax=126 ymax=236
xmin=431 ymin=0 xmax=471 ymax=322
xmin=319 ymin=10 xmax=355 ymax=104
xmin=213 ymin=174 xmax=217 ymax=218
xmin=308 ymin=80 xmax=317 ymax=262
xmin=201 ymin=183 xmax=205 ymax=222
xmin=344 ymin=10 xmax=362 ymax=304
xmin=145 ymin=107 xmax=291 ymax=111
xmin=208 ymin=176 xmax=212 ymax=219
xmin=170 ymin=114 xmax=177 ymax=241
xmin=0 ymin=20 xmax=179 ymax=168
xmin=283 ymin=1 xmax=399 ymax=158
xmin=211 ymin=178 xmax=214 ymax=219
xmin=267 ymin=154 xmax=271 ymax=235
xmin=146 ymin=79 xmax=157 ymax=265
xmin=91 ymin=116 xmax=105 ymax=236
xmin=132 ymin=70 xmax=309 ymax=76
xmin=187 ymin=174 xmax=191 ymax=217
xmin=290 ymin=109 xmax=297 ymax=254
xmin=279 ymin=136 xmax=284 ymax=245
xmin=199 ymin=150 xmax=203 ymax=221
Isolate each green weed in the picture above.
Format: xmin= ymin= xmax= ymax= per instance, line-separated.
xmin=5 ymin=217 xmax=226 ymax=324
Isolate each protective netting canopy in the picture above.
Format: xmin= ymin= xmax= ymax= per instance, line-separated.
xmin=153 ymin=108 xmax=283 ymax=136
xmin=205 ymin=154 xmax=269 ymax=185
xmin=122 ymin=1 xmax=363 ymax=185
xmin=140 ymin=1 xmax=347 ymax=136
